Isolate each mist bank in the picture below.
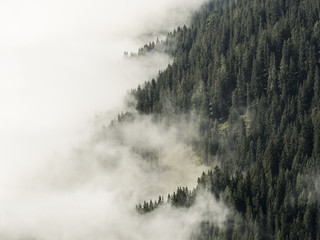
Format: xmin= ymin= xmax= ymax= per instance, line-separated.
xmin=0 ymin=0 xmax=223 ymax=239
xmin=0 ymin=0 xmax=209 ymax=174
xmin=0 ymin=0 xmax=209 ymax=201
xmin=0 ymin=111 xmax=224 ymax=239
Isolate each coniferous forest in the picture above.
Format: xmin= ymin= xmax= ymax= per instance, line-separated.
xmin=122 ymin=0 xmax=320 ymax=239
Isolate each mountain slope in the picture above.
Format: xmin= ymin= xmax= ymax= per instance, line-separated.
xmin=132 ymin=0 xmax=320 ymax=239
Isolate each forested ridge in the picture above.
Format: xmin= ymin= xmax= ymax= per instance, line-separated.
xmin=129 ymin=0 xmax=320 ymax=239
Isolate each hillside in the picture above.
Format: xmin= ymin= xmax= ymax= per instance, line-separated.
xmin=130 ymin=0 xmax=320 ymax=239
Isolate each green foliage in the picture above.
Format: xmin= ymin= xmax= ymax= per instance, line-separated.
xmin=132 ymin=0 xmax=320 ymax=238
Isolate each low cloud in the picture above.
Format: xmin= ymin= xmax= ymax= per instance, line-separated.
xmin=0 ymin=0 xmax=207 ymax=194
xmin=0 ymin=0 xmax=222 ymax=239
xmin=0 ymin=113 xmax=229 ymax=239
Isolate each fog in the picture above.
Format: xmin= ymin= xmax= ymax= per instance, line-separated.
xmin=0 ymin=0 xmax=230 ymax=239
xmin=0 ymin=113 xmax=230 ymax=239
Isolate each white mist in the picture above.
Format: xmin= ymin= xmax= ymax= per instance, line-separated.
xmin=0 ymin=0 xmax=214 ymax=239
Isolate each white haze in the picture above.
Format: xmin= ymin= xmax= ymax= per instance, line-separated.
xmin=0 ymin=115 xmax=230 ymax=239
xmin=0 ymin=0 xmax=230 ymax=239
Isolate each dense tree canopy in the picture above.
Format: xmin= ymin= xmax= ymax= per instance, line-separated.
xmin=132 ymin=0 xmax=320 ymax=238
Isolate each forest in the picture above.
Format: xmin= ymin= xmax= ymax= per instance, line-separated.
xmin=117 ymin=0 xmax=320 ymax=239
